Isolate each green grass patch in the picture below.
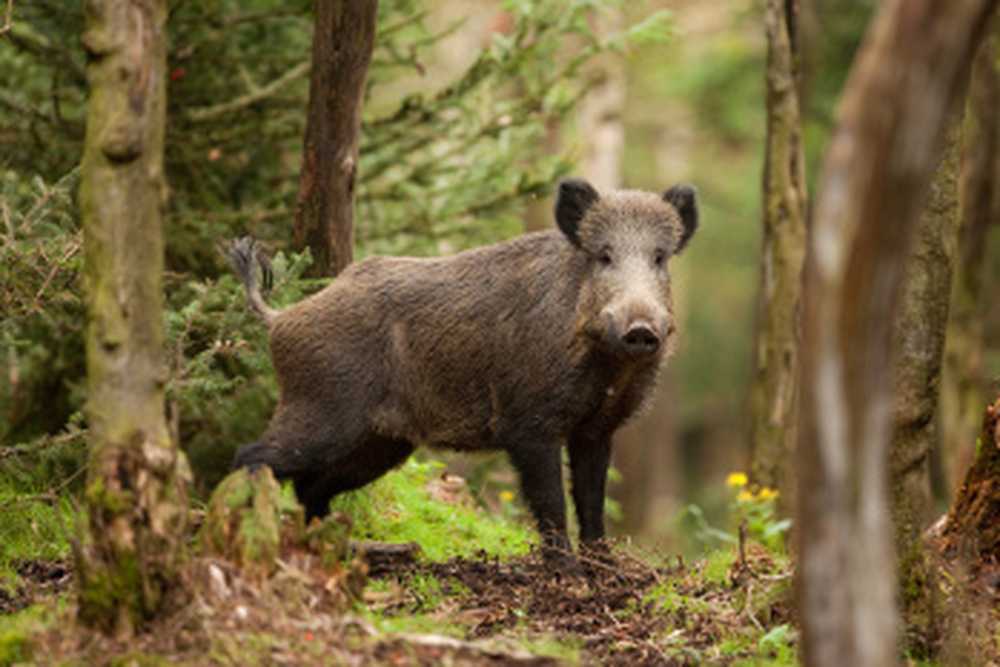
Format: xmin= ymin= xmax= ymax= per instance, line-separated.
xmin=330 ymin=458 xmax=535 ymax=561
xmin=0 ymin=487 xmax=76 ymax=590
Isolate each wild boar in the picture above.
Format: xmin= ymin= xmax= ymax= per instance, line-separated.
xmin=229 ymin=178 xmax=698 ymax=560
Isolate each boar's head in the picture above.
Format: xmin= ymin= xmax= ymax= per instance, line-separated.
xmin=555 ymin=178 xmax=698 ymax=361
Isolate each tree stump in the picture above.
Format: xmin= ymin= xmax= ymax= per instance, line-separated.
xmin=940 ymin=396 xmax=1000 ymax=561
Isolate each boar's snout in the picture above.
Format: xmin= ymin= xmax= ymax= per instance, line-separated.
xmin=597 ymin=302 xmax=672 ymax=359
xmin=622 ymin=321 xmax=661 ymax=356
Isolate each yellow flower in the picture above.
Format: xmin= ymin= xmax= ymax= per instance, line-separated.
xmin=757 ymin=487 xmax=779 ymax=501
xmin=737 ymin=490 xmax=754 ymax=502
xmin=726 ymin=472 xmax=748 ymax=488
xmin=499 ymin=490 xmax=515 ymax=503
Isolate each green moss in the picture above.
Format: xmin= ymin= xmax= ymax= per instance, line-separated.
xmin=702 ymin=549 xmax=736 ymax=586
xmin=84 ymin=476 xmax=134 ymax=515
xmin=77 ymin=549 xmax=144 ymax=629
xmin=0 ymin=602 xmax=61 ymax=667
xmin=330 ymin=458 xmax=534 ymax=561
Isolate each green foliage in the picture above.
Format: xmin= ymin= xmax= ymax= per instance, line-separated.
xmin=0 ymin=169 xmax=84 ymax=446
xmin=331 ymin=458 xmax=535 ymax=561
xmin=1 ymin=1 xmax=643 ymax=271
xmin=680 ymin=473 xmax=791 ymax=554
xmin=164 ymin=247 xmax=318 ymax=490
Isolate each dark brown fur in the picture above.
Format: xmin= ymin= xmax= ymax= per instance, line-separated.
xmin=230 ymin=178 xmax=698 ymax=559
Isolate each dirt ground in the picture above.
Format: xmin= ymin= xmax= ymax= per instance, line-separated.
xmin=0 ymin=559 xmax=71 ymax=615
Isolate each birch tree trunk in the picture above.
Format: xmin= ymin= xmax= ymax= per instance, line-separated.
xmin=940 ymin=25 xmax=1000 ymax=495
xmin=76 ymin=0 xmax=190 ymax=637
xmin=748 ymin=0 xmax=807 ymax=502
xmin=294 ymin=0 xmax=378 ymax=278
xmin=796 ymin=1 xmax=997 ymax=665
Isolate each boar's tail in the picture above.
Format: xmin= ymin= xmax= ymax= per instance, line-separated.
xmin=223 ymin=236 xmax=279 ymax=326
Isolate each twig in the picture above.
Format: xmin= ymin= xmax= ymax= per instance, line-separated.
xmin=185 ymin=60 xmax=309 ymax=122
xmin=30 ymin=238 xmax=79 ymax=309
xmin=743 ymin=581 xmax=764 ymax=631
xmin=0 ymin=427 xmax=85 ymax=461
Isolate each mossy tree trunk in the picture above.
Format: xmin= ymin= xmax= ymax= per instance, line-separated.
xmin=76 ymin=0 xmax=190 ymax=638
xmin=940 ymin=23 xmax=1000 ymax=496
xmin=748 ymin=0 xmax=807 ymax=503
xmin=293 ymin=0 xmax=378 ymax=278
xmin=889 ymin=114 xmax=962 ymax=634
xmin=795 ymin=0 xmax=997 ymax=665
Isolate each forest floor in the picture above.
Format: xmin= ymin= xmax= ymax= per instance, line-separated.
xmin=0 ymin=461 xmax=800 ymax=666
xmin=1 ymin=460 xmax=997 ymax=665
xmin=0 ymin=541 xmax=795 ymax=666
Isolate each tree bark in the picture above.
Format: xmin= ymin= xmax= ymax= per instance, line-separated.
xmin=76 ymin=0 xmax=190 ymax=637
xmin=795 ymin=1 xmax=997 ymax=665
xmin=940 ymin=24 xmax=1000 ymax=496
xmin=889 ymin=114 xmax=962 ymax=633
xmin=749 ymin=0 xmax=807 ymax=504
xmin=294 ymin=0 xmax=378 ymax=278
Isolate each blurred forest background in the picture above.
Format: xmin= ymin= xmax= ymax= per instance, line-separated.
xmin=2 ymin=0 xmax=1000 ymax=557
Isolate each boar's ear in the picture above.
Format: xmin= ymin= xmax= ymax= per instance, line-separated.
xmin=555 ymin=178 xmax=600 ymax=245
xmin=664 ymin=184 xmax=698 ymax=253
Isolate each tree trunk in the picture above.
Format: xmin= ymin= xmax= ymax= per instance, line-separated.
xmin=795 ymin=1 xmax=997 ymax=665
xmin=749 ymin=0 xmax=807 ymax=504
xmin=940 ymin=24 xmax=1000 ymax=496
xmin=294 ymin=0 xmax=378 ymax=278
xmin=76 ymin=0 xmax=190 ymax=637
xmin=577 ymin=7 xmax=625 ymax=192
xmin=889 ymin=114 xmax=963 ymax=635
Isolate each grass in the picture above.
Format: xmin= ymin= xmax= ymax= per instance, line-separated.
xmin=0 ymin=486 xmax=76 ymax=591
xmin=329 ymin=457 xmax=536 ymax=561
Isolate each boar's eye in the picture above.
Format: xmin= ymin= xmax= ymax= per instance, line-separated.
xmin=598 ymin=249 xmax=613 ymax=266
xmin=654 ymin=249 xmax=667 ymax=267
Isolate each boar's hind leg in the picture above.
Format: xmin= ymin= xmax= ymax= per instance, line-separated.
xmin=507 ymin=444 xmax=571 ymax=558
xmin=296 ymin=436 xmax=415 ymax=521
xmin=568 ymin=432 xmax=613 ymax=544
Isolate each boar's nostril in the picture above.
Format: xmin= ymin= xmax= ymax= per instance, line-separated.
xmin=623 ymin=323 xmax=661 ymax=355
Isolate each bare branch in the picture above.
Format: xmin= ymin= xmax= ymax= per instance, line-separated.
xmin=184 ymin=61 xmax=309 ymax=122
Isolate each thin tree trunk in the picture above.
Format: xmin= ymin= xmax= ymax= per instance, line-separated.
xmin=294 ymin=0 xmax=378 ymax=278
xmin=76 ymin=0 xmax=190 ymax=637
xmin=889 ymin=114 xmax=963 ymax=633
xmin=749 ymin=0 xmax=807 ymax=504
xmin=577 ymin=7 xmax=625 ymax=192
xmin=796 ymin=1 xmax=997 ymax=665
xmin=940 ymin=25 xmax=1000 ymax=496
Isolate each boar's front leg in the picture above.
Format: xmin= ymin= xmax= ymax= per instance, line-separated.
xmin=507 ymin=442 xmax=572 ymax=560
xmin=568 ymin=431 xmax=613 ymax=544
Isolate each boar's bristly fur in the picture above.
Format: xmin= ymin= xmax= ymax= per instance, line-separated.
xmin=229 ymin=178 xmax=698 ymax=562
